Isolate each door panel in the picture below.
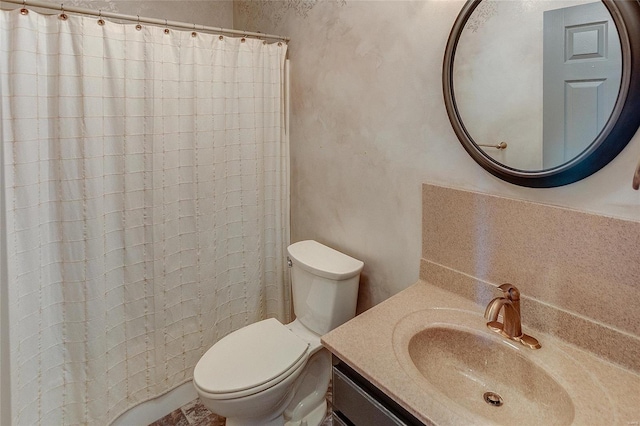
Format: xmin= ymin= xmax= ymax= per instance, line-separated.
xmin=543 ymin=1 xmax=621 ymax=168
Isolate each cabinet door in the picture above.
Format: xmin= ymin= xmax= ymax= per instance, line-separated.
xmin=333 ymin=367 xmax=407 ymax=426
xmin=331 ymin=360 xmax=425 ymax=426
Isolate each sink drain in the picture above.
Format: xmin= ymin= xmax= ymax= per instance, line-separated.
xmin=483 ymin=392 xmax=503 ymax=407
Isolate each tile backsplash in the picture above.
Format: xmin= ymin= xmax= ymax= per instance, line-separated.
xmin=420 ymin=184 xmax=640 ymax=372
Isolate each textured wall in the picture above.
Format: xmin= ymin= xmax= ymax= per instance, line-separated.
xmin=14 ymin=0 xmax=234 ymax=28
xmin=234 ymin=0 xmax=640 ymax=312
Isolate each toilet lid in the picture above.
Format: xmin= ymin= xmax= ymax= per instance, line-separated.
xmin=194 ymin=318 xmax=309 ymax=395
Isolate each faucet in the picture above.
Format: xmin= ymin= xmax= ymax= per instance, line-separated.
xmin=484 ymin=283 xmax=541 ymax=349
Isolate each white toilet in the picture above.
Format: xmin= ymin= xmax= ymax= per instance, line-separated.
xmin=193 ymin=240 xmax=364 ymax=426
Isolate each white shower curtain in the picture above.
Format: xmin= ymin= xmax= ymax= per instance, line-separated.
xmin=0 ymin=8 xmax=289 ymax=425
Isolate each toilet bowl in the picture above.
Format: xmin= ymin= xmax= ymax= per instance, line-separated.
xmin=193 ymin=240 xmax=364 ymax=426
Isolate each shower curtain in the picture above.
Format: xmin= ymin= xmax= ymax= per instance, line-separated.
xmin=0 ymin=8 xmax=289 ymax=425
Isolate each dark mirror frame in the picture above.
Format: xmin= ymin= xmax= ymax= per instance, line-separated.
xmin=443 ymin=0 xmax=640 ymax=188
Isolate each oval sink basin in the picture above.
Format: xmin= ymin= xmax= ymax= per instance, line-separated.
xmin=409 ymin=326 xmax=574 ymax=425
xmin=393 ymin=309 xmax=581 ymax=426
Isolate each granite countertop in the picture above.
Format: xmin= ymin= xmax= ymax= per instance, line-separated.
xmin=321 ymin=280 xmax=640 ymax=425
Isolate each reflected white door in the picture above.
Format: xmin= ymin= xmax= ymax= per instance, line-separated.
xmin=543 ymin=1 xmax=621 ymax=169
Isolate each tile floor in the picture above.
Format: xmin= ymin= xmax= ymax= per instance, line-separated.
xmin=149 ymin=397 xmax=333 ymax=426
xmin=148 ymin=399 xmax=225 ymax=426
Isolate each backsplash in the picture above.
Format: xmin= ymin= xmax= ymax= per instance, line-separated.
xmin=421 ymin=183 xmax=640 ymax=372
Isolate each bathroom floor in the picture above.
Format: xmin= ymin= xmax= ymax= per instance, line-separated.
xmin=149 ymin=399 xmax=225 ymax=426
xmin=149 ymin=397 xmax=334 ymax=426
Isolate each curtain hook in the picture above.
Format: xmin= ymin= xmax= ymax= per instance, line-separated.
xmin=58 ymin=3 xmax=67 ymax=20
xmin=20 ymin=0 xmax=28 ymax=15
xmin=135 ymin=15 xmax=142 ymax=31
xmin=191 ymin=23 xmax=196 ymax=38
xmin=164 ymin=19 xmax=170 ymax=35
xmin=97 ymin=10 xmax=105 ymax=26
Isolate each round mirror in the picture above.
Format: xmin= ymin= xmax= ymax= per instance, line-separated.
xmin=443 ymin=0 xmax=640 ymax=187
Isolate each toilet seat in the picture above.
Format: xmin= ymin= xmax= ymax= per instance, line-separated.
xmin=193 ymin=318 xmax=310 ymax=399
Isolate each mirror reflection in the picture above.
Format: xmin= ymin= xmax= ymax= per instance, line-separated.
xmin=453 ymin=0 xmax=622 ymax=171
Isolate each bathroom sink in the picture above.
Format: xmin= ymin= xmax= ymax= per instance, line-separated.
xmin=408 ymin=326 xmax=573 ymax=425
xmin=322 ymin=283 xmax=633 ymax=426
xmin=393 ymin=309 xmax=577 ymax=426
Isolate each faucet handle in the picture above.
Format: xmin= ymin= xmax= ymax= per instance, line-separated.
xmin=498 ymin=283 xmax=520 ymax=301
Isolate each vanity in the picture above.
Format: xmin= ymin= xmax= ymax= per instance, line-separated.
xmin=320 ymin=0 xmax=640 ymax=422
xmin=322 ymin=280 xmax=640 ymax=426
xmin=320 ymin=179 xmax=640 ymax=426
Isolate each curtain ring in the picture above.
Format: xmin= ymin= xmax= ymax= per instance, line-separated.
xmin=97 ymin=10 xmax=105 ymax=26
xmin=58 ymin=3 xmax=67 ymax=20
xmin=20 ymin=0 xmax=28 ymax=15
xmin=241 ymin=34 xmax=246 ymax=43
xmin=135 ymin=15 xmax=142 ymax=31
xmin=164 ymin=19 xmax=170 ymax=34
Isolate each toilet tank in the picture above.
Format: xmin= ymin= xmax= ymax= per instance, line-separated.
xmin=287 ymin=240 xmax=364 ymax=335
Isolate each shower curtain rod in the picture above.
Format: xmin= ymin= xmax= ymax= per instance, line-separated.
xmin=1 ymin=0 xmax=290 ymax=42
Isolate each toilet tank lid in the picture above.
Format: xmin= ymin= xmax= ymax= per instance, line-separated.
xmin=287 ymin=240 xmax=364 ymax=280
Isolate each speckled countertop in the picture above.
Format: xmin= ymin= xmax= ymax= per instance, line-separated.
xmin=321 ymin=280 xmax=640 ymax=426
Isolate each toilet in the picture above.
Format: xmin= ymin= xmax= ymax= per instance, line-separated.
xmin=193 ymin=240 xmax=364 ymax=426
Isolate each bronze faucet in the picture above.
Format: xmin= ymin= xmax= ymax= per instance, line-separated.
xmin=484 ymin=283 xmax=541 ymax=349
